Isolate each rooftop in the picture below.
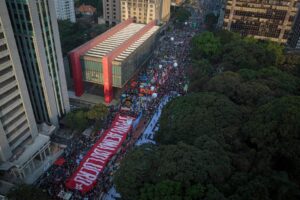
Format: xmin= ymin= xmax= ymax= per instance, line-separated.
xmin=84 ymin=22 xmax=160 ymax=62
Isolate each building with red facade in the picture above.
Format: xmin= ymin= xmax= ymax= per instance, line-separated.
xmin=69 ymin=19 xmax=160 ymax=104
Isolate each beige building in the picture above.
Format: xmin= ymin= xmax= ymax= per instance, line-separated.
xmin=121 ymin=0 xmax=171 ymax=24
xmin=0 ymin=1 xmax=60 ymax=187
xmin=103 ymin=0 xmax=121 ymax=25
xmin=5 ymin=0 xmax=70 ymax=126
xmin=0 ymin=0 xmax=68 ymax=186
xmin=223 ymin=0 xmax=300 ymax=44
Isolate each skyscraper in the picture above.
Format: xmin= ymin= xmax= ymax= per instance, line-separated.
xmin=223 ymin=0 xmax=300 ymax=44
xmin=121 ymin=0 xmax=171 ymax=24
xmin=0 ymin=0 xmax=57 ymax=184
xmin=5 ymin=0 xmax=70 ymax=126
xmin=54 ymin=0 xmax=76 ymax=23
xmin=288 ymin=9 xmax=300 ymax=49
xmin=103 ymin=0 xmax=121 ymax=25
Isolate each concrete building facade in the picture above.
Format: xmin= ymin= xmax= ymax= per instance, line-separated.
xmin=0 ymin=0 xmax=62 ymax=186
xmin=120 ymin=0 xmax=171 ymax=24
xmin=223 ymin=0 xmax=300 ymax=44
xmin=69 ymin=19 xmax=160 ymax=103
xmin=54 ymin=0 xmax=76 ymax=23
xmin=103 ymin=0 xmax=121 ymax=26
xmin=288 ymin=7 xmax=300 ymax=49
xmin=5 ymin=0 xmax=70 ymax=126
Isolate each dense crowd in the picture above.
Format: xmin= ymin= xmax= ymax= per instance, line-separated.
xmin=37 ymin=14 xmax=199 ymax=200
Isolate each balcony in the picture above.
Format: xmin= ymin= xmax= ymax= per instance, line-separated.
xmin=0 ymin=60 xmax=11 ymax=71
xmin=0 ymin=89 xmax=19 ymax=107
xmin=0 ymin=80 xmax=17 ymax=95
xmin=4 ymin=115 xmax=27 ymax=134
xmin=2 ymin=108 xmax=25 ymax=126
xmin=0 ymin=49 xmax=9 ymax=58
xmin=0 ymin=98 xmax=22 ymax=116
xmin=0 ymin=71 xmax=14 ymax=84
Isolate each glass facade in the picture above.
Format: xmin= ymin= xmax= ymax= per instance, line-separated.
xmin=36 ymin=0 xmax=65 ymax=117
xmin=81 ymin=58 xmax=103 ymax=84
xmin=81 ymin=30 xmax=158 ymax=89
xmin=6 ymin=0 xmax=50 ymax=124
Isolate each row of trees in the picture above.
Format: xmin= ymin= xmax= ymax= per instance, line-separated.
xmin=114 ymin=30 xmax=300 ymax=199
xmin=64 ymin=104 xmax=108 ymax=131
xmin=58 ymin=20 xmax=107 ymax=55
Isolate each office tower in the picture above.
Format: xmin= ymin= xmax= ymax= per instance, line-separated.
xmin=121 ymin=0 xmax=171 ymax=24
xmin=103 ymin=0 xmax=121 ymax=25
xmin=223 ymin=0 xmax=300 ymax=44
xmin=5 ymin=0 xmax=70 ymax=126
xmin=288 ymin=9 xmax=300 ymax=49
xmin=0 ymin=0 xmax=52 ymax=184
xmin=54 ymin=0 xmax=76 ymax=23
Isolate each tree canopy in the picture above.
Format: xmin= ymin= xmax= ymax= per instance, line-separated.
xmin=58 ymin=20 xmax=107 ymax=55
xmin=115 ymin=30 xmax=300 ymax=200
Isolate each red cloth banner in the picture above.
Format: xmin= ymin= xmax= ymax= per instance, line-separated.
xmin=65 ymin=114 xmax=135 ymax=193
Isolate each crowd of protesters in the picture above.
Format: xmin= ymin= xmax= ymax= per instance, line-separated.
xmin=37 ymin=12 xmax=199 ymax=200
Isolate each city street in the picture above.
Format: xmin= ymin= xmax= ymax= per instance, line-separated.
xmin=38 ymin=5 xmax=202 ymax=199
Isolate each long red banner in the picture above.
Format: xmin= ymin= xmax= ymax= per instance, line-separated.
xmin=65 ymin=114 xmax=135 ymax=193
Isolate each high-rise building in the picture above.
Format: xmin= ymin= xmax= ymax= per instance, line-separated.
xmin=288 ymin=9 xmax=300 ymax=49
xmin=103 ymin=0 xmax=121 ymax=25
xmin=0 ymin=0 xmax=58 ymax=185
xmin=54 ymin=0 xmax=76 ymax=23
xmin=121 ymin=0 xmax=171 ymax=24
xmin=223 ymin=0 xmax=300 ymax=44
xmin=5 ymin=0 xmax=70 ymax=126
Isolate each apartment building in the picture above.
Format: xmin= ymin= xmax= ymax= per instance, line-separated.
xmin=0 ymin=0 xmax=60 ymax=186
xmin=103 ymin=0 xmax=121 ymax=25
xmin=223 ymin=0 xmax=300 ymax=44
xmin=54 ymin=0 xmax=76 ymax=23
xmin=5 ymin=0 xmax=70 ymax=126
xmin=120 ymin=0 xmax=171 ymax=24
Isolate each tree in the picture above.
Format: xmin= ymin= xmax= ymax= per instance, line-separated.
xmin=219 ymin=40 xmax=274 ymax=71
xmin=256 ymin=67 xmax=300 ymax=95
xmin=65 ymin=110 xmax=88 ymax=131
xmin=243 ymin=96 xmax=300 ymax=181
xmin=139 ymin=180 xmax=183 ymax=200
xmin=115 ymin=143 xmax=232 ymax=200
xmin=191 ymin=32 xmax=221 ymax=60
xmin=58 ymin=20 xmax=107 ymax=55
xmin=7 ymin=184 xmax=50 ymax=200
xmin=204 ymin=13 xmax=218 ymax=31
xmin=203 ymin=71 xmax=274 ymax=106
xmin=214 ymin=30 xmax=241 ymax=45
xmin=86 ymin=104 xmax=108 ymax=121
xmin=114 ymin=144 xmax=159 ymax=200
xmin=189 ymin=59 xmax=214 ymax=92
xmin=174 ymin=8 xmax=191 ymax=23
xmin=156 ymin=92 xmax=242 ymax=146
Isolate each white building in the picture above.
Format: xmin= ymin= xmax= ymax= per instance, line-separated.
xmin=0 ymin=1 xmax=61 ymax=186
xmin=54 ymin=0 xmax=76 ymax=23
xmin=0 ymin=0 xmax=69 ymax=187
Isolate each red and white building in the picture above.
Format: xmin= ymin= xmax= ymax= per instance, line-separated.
xmin=69 ymin=19 xmax=160 ymax=104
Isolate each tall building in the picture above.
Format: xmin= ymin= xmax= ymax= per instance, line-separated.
xmin=288 ymin=8 xmax=300 ymax=49
xmin=54 ymin=0 xmax=76 ymax=23
xmin=103 ymin=0 xmax=121 ymax=25
xmin=121 ymin=0 xmax=171 ymax=24
xmin=0 ymin=0 xmax=58 ymax=185
xmin=223 ymin=0 xmax=300 ymax=44
xmin=5 ymin=0 xmax=70 ymax=126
